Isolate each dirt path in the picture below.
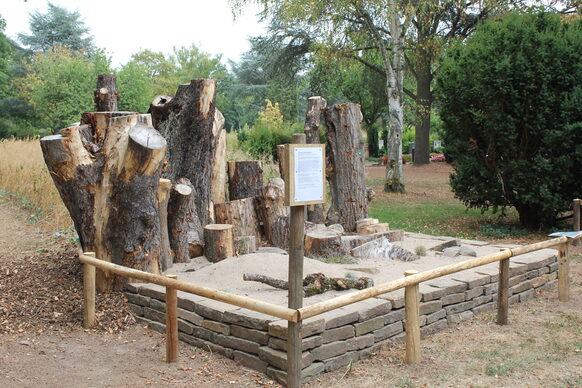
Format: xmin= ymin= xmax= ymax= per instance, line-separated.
xmin=1 ymin=194 xmax=581 ymax=388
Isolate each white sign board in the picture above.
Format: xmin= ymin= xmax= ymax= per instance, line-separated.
xmin=285 ymin=144 xmax=326 ymax=206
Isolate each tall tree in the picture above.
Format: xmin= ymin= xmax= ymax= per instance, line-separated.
xmin=18 ymin=3 xmax=94 ymax=53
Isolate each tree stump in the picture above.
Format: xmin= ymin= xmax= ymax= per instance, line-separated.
xmin=304 ymin=229 xmax=343 ymax=258
xmin=276 ymin=144 xmax=288 ymax=181
xmin=167 ymin=178 xmax=200 ymax=263
xmin=204 ymin=224 xmax=234 ymax=262
xmin=227 ymin=161 xmax=263 ymax=201
xmin=235 ymin=235 xmax=257 ymax=255
xmin=256 ymin=178 xmax=288 ymax=245
xmin=157 ymin=178 xmax=172 ymax=271
xmin=324 ymin=103 xmax=371 ymax=232
xmin=214 ymin=198 xmax=261 ymax=241
xmin=41 ymin=112 xmax=166 ymax=291
xmin=304 ymin=96 xmax=327 ymax=224
xmin=211 ymin=110 xmax=227 ymax=206
xmin=94 ymin=74 xmax=119 ymax=112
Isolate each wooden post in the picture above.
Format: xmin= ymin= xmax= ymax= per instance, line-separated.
xmin=83 ymin=252 xmax=96 ymax=328
xmin=558 ymin=243 xmax=570 ymax=302
xmin=573 ymin=199 xmax=581 ymax=247
xmin=288 ymin=133 xmax=306 ymax=388
xmin=497 ymin=257 xmax=510 ymax=325
xmin=165 ymin=274 xmax=178 ymax=363
xmin=404 ymin=270 xmax=420 ymax=364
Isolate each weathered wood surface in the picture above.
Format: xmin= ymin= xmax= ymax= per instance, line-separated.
xmin=227 ymin=161 xmax=263 ymax=201
xmin=256 ymin=178 xmax=288 ymax=245
xmin=203 ymin=224 xmax=234 ymax=263
xmin=214 ymin=198 xmax=261 ymax=241
xmin=211 ymin=111 xmax=227 ymax=206
xmin=304 ymin=228 xmax=343 ymax=258
xmin=94 ymin=74 xmax=118 ymax=112
xmin=324 ymin=103 xmax=372 ymax=232
xmin=276 ymin=144 xmax=288 ymax=181
xmin=234 ymin=235 xmax=257 ymax=255
xmin=157 ymin=178 xmax=172 ymax=270
xmin=304 ymin=96 xmax=327 ymax=224
xmin=167 ymin=178 xmax=199 ymax=263
xmin=41 ymin=112 xmax=166 ymax=291
xmin=357 ymin=222 xmax=390 ymax=234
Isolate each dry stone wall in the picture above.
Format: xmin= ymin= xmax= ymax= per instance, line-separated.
xmin=125 ymin=251 xmax=558 ymax=385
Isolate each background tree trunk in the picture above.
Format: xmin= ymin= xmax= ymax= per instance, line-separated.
xmin=413 ymin=46 xmax=432 ymax=166
xmin=227 ymin=161 xmax=263 ymax=200
xmin=41 ymin=113 xmax=166 ymax=291
xmin=323 ymin=103 xmax=371 ymax=232
xmin=304 ymin=96 xmax=326 ymax=224
xmin=94 ymin=74 xmax=119 ymax=112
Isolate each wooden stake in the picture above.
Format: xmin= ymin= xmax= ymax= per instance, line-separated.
xmin=288 ymin=133 xmax=306 ymax=388
xmin=574 ymin=199 xmax=580 ymax=247
xmin=558 ymin=243 xmax=570 ymax=302
xmin=497 ymin=257 xmax=510 ymax=325
xmin=83 ymin=252 xmax=96 ymax=328
xmin=404 ymin=270 xmax=420 ymax=364
xmin=166 ymin=274 xmax=178 ymax=363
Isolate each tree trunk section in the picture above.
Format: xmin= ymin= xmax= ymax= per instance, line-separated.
xmin=214 ymin=198 xmax=261 ymax=241
xmin=276 ymin=145 xmax=288 ymax=181
xmin=211 ymin=110 xmax=227 ymax=206
xmin=94 ymin=74 xmax=119 ymax=112
xmin=304 ymin=96 xmax=327 ymax=224
xmin=272 ymin=216 xmax=290 ymax=250
xmin=204 ymin=224 xmax=234 ymax=262
xmin=227 ymin=161 xmax=263 ymax=201
xmin=323 ymin=103 xmax=371 ymax=232
xmin=304 ymin=229 xmax=343 ymax=258
xmin=256 ymin=178 xmax=288 ymax=245
xmin=158 ymin=178 xmax=172 ymax=271
xmin=235 ymin=235 xmax=257 ymax=255
xmin=149 ymin=79 xmax=218 ymax=227
xmin=167 ymin=178 xmax=198 ymax=264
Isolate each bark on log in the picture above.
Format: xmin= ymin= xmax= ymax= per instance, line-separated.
xmin=276 ymin=145 xmax=288 ymax=181
xmin=304 ymin=229 xmax=344 ymax=258
xmin=167 ymin=178 xmax=199 ymax=263
xmin=272 ymin=216 xmax=290 ymax=250
xmin=158 ymin=178 xmax=172 ymax=271
xmin=149 ymin=79 xmax=218 ymax=227
xmin=324 ymin=103 xmax=371 ymax=232
xmin=214 ymin=198 xmax=261 ymax=241
xmin=41 ymin=112 xmax=167 ymax=291
xmin=242 ymin=273 xmax=374 ymax=297
xmin=211 ymin=110 xmax=227 ymax=206
xmin=256 ymin=178 xmax=288 ymax=245
xmin=227 ymin=161 xmax=263 ymax=201
xmin=304 ymin=96 xmax=327 ymax=224
xmin=235 ymin=236 xmax=257 ymax=255
xmin=204 ymin=224 xmax=234 ymax=262
xmin=94 ymin=74 xmax=119 ymax=112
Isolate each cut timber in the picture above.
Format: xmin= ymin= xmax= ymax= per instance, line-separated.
xmin=158 ymin=178 xmax=172 ymax=271
xmin=324 ymin=103 xmax=372 ymax=231
xmin=211 ymin=110 xmax=227 ymax=205
xmin=235 ymin=235 xmax=257 ymax=255
xmin=227 ymin=161 xmax=263 ymax=201
xmin=149 ymin=79 xmax=218 ymax=227
xmin=304 ymin=96 xmax=327 ymax=224
xmin=257 ymin=178 xmax=288 ymax=245
xmin=357 ymin=223 xmax=390 ymax=234
xmin=94 ymin=74 xmax=118 ymax=112
xmin=204 ymin=224 xmax=234 ymax=263
xmin=214 ymin=198 xmax=261 ymax=241
xmin=243 ymin=273 xmax=374 ymax=297
xmin=272 ymin=216 xmax=290 ymax=250
xmin=167 ymin=178 xmax=199 ymax=263
xmin=41 ymin=113 xmax=167 ymax=291
xmin=356 ymin=218 xmax=379 ymax=230
xmin=304 ymin=229 xmax=344 ymax=258
xmin=276 ymin=145 xmax=288 ymax=181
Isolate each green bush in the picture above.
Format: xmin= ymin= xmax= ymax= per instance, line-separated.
xmin=435 ymin=12 xmax=582 ymax=228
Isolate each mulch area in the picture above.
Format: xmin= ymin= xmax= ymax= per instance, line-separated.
xmin=0 ymin=248 xmax=135 ymax=335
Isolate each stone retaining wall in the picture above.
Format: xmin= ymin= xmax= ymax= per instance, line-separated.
xmin=125 ymin=251 xmax=557 ymax=385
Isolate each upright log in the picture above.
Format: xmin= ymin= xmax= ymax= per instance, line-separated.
xmin=404 ymin=270 xmax=421 ymax=364
xmin=574 ymin=199 xmax=581 ymax=247
xmin=304 ymin=96 xmax=327 ymax=224
xmin=277 ymin=145 xmax=288 ymax=181
xmin=204 ymin=224 xmax=235 ymax=262
xmin=304 ymin=229 xmax=343 ymax=258
xmin=228 ymin=161 xmax=263 ymax=201
xmin=167 ymin=178 xmax=198 ymax=263
xmin=158 ymin=179 xmax=172 ymax=271
xmin=149 ymin=79 xmax=218 ymax=227
xmin=94 ymin=74 xmax=119 ymax=112
xmin=324 ymin=103 xmax=372 ymax=232
xmin=497 ymin=257 xmax=510 ymax=325
xmin=558 ymin=243 xmax=570 ymax=302
xmin=257 ymin=178 xmax=288 ymax=245
xmin=41 ymin=112 xmax=166 ymax=291
xmin=211 ymin=111 xmax=227 ymax=206
xmin=214 ymin=198 xmax=261 ymax=241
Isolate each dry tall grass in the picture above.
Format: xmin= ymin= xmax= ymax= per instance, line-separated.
xmin=0 ymin=138 xmax=71 ymax=232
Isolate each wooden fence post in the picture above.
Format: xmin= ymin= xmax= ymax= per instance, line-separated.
xmin=404 ymin=270 xmax=420 ymax=364
xmin=287 ymin=133 xmax=306 ymax=388
xmin=558 ymin=243 xmax=570 ymax=302
xmin=83 ymin=252 xmax=96 ymax=328
xmin=497 ymin=257 xmax=510 ymax=325
xmin=573 ymin=199 xmax=580 ymax=247
xmin=165 ymin=274 xmax=178 ymax=362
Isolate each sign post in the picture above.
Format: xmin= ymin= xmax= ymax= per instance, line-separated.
xmin=285 ymin=134 xmax=325 ymax=388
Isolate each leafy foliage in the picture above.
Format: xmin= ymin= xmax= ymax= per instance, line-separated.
xmin=435 ymin=12 xmax=582 ymax=228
